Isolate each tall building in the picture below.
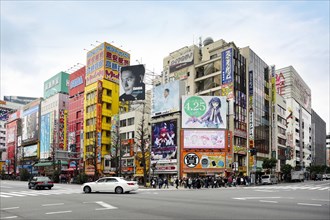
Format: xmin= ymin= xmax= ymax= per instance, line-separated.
xmin=326 ymin=132 xmax=330 ymax=167
xmin=67 ymin=66 xmax=86 ymax=172
xmin=36 ymin=72 xmax=70 ymax=175
xmin=273 ymin=93 xmax=287 ymax=173
xmin=276 ymin=66 xmax=312 ymax=170
xmin=311 ymin=109 xmax=326 ymax=166
xmin=83 ymin=42 xmax=130 ymax=177
xmin=240 ymin=47 xmax=271 ymax=177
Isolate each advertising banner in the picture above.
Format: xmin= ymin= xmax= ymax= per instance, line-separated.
xmin=152 ymin=81 xmax=182 ymax=116
xmin=135 ymin=151 xmax=150 ymax=176
xmin=182 ymin=96 xmax=227 ymax=129
xmin=23 ymin=144 xmax=38 ymax=157
xmin=183 ymin=130 xmax=225 ymax=149
xmin=58 ymin=110 xmax=65 ymax=149
xmin=40 ymin=113 xmax=51 ymax=160
xmin=169 ymin=50 xmax=194 ymax=73
xmin=151 ymin=120 xmax=177 ymax=163
xmin=104 ymin=42 xmax=130 ymax=84
xmin=182 ymin=152 xmax=226 ymax=169
xmin=6 ymin=122 xmax=16 ymax=144
xmin=119 ymin=64 xmax=145 ymax=101
xmin=221 ymin=48 xmax=233 ymax=85
xmin=221 ymin=83 xmax=234 ymax=100
xmin=22 ymin=105 xmax=39 ymax=144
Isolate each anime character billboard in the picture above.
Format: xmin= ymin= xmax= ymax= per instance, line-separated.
xmin=182 ymin=96 xmax=227 ymax=129
xmin=151 ymin=120 xmax=177 ymax=163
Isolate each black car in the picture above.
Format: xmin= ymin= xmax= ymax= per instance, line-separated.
xmin=315 ymin=174 xmax=323 ymax=181
xmin=28 ymin=176 xmax=54 ymax=190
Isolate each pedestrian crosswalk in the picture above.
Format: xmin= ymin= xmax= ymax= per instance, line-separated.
xmin=246 ymin=184 xmax=330 ymax=191
xmin=0 ymin=189 xmax=82 ymax=198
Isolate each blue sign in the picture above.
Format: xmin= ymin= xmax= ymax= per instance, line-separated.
xmin=221 ymin=48 xmax=233 ymax=85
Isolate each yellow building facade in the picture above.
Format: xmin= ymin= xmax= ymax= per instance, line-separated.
xmin=83 ymin=42 xmax=130 ymax=176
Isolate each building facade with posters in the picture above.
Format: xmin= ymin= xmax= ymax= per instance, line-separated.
xmin=20 ymin=98 xmax=43 ymax=175
xmin=4 ymin=110 xmax=21 ymax=175
xmin=275 ymin=66 xmax=312 ymax=170
xmin=83 ymin=42 xmax=130 ymax=177
xmin=38 ymin=93 xmax=69 ymax=175
xmin=67 ymin=66 xmax=86 ymax=173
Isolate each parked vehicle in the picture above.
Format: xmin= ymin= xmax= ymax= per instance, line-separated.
xmin=314 ymin=174 xmax=323 ymax=181
xmin=291 ymin=171 xmax=304 ymax=182
xmin=261 ymin=174 xmax=278 ymax=185
xmin=82 ymin=177 xmax=139 ymax=194
xmin=28 ymin=176 xmax=54 ymax=190
xmin=322 ymin=174 xmax=330 ymax=180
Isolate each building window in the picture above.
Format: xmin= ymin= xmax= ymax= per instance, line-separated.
xmin=107 ymin=89 xmax=112 ymax=96
xmin=127 ymin=118 xmax=134 ymax=126
xmin=120 ymin=120 xmax=127 ymax=127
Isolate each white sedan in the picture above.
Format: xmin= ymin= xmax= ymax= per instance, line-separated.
xmin=82 ymin=177 xmax=139 ymax=194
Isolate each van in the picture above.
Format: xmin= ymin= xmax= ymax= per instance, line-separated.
xmin=261 ymin=174 xmax=278 ymax=185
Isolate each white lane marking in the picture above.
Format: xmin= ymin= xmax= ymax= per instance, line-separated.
xmin=0 ymin=192 xmax=25 ymax=197
xmin=297 ymin=203 xmax=322 ymax=207
xmin=233 ymin=197 xmax=281 ymax=200
xmin=308 ymin=187 xmax=322 ymax=190
xmin=0 ymin=186 xmax=13 ymax=189
xmin=259 ymin=200 xmax=278 ymax=203
xmin=1 ymin=207 xmax=19 ymax=210
xmin=317 ymin=187 xmax=330 ymax=191
xmin=312 ymin=199 xmax=329 ymax=202
xmin=45 ymin=210 xmax=72 ymax=215
xmin=255 ymin=190 xmax=277 ymax=192
xmin=10 ymin=191 xmax=38 ymax=196
xmin=42 ymin=203 xmax=64 ymax=206
xmin=0 ymin=194 xmax=11 ymax=198
xmin=2 ymin=216 xmax=18 ymax=219
xmin=95 ymin=201 xmax=118 ymax=210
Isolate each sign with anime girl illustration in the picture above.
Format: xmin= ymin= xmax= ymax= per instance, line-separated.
xmin=182 ymin=96 xmax=227 ymax=129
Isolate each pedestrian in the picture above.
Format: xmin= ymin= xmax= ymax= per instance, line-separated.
xmin=175 ymin=178 xmax=179 ymax=189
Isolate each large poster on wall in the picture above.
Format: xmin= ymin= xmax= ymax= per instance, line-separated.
xmin=22 ymin=105 xmax=39 ymax=144
xmin=119 ymin=64 xmax=145 ymax=101
xmin=152 ymin=81 xmax=182 ymax=116
xmin=183 ymin=130 xmax=225 ymax=149
xmin=40 ymin=113 xmax=51 ymax=159
xmin=182 ymin=96 xmax=227 ymax=129
xmin=182 ymin=152 xmax=226 ymax=169
xmin=151 ymin=119 xmax=177 ymax=163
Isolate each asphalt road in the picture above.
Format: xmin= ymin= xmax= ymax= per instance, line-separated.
xmin=1 ymin=180 xmax=329 ymax=220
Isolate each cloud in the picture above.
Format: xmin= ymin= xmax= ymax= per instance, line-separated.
xmin=1 ymin=1 xmax=329 ymax=130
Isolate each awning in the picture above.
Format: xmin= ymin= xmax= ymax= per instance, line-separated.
xmin=34 ymin=161 xmax=68 ymax=167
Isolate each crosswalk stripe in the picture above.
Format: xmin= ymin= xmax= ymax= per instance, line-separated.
xmin=1 ymin=192 xmax=26 ymax=197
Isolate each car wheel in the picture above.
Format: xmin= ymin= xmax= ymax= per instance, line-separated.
xmin=115 ymin=186 xmax=123 ymax=194
xmin=35 ymin=186 xmax=39 ymax=190
xmin=83 ymin=186 xmax=91 ymax=193
xmin=28 ymin=185 xmax=31 ymax=189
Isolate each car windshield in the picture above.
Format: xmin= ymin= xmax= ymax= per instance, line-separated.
xmin=262 ymin=176 xmax=269 ymax=179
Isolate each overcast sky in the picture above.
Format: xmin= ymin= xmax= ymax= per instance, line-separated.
xmin=1 ymin=1 xmax=329 ymax=130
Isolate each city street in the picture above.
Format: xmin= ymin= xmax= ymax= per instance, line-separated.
xmin=1 ymin=180 xmax=329 ymax=219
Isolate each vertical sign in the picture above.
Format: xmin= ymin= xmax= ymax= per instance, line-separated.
xmin=222 ymin=48 xmax=233 ymax=85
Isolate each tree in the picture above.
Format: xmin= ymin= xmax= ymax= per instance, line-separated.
xmin=134 ymin=102 xmax=151 ymax=187
xmin=262 ymin=158 xmax=277 ymax=174
xmin=281 ymin=164 xmax=292 ymax=182
xmin=110 ymin=114 xmax=121 ymax=177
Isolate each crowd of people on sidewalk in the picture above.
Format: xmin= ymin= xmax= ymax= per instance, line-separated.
xmin=150 ymin=175 xmax=252 ymax=189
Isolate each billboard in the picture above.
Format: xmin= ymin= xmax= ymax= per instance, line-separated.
xmin=151 ymin=119 xmax=177 ymax=163
xmin=22 ymin=105 xmax=39 ymax=144
xmin=119 ymin=64 xmax=145 ymax=101
xmin=23 ymin=144 xmax=38 ymax=157
xmin=169 ymin=50 xmax=194 ymax=73
xmin=86 ymin=42 xmax=130 ymax=86
xmin=183 ymin=130 xmax=225 ymax=149
xmin=6 ymin=122 xmax=16 ymax=144
xmin=182 ymin=152 xmax=226 ymax=169
xmin=44 ymin=72 xmax=70 ymax=99
xmin=221 ymin=48 xmax=233 ymax=85
xmin=152 ymin=81 xmax=183 ymax=116
xmin=40 ymin=113 xmax=51 ymax=159
xmin=182 ymin=96 xmax=227 ymax=129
